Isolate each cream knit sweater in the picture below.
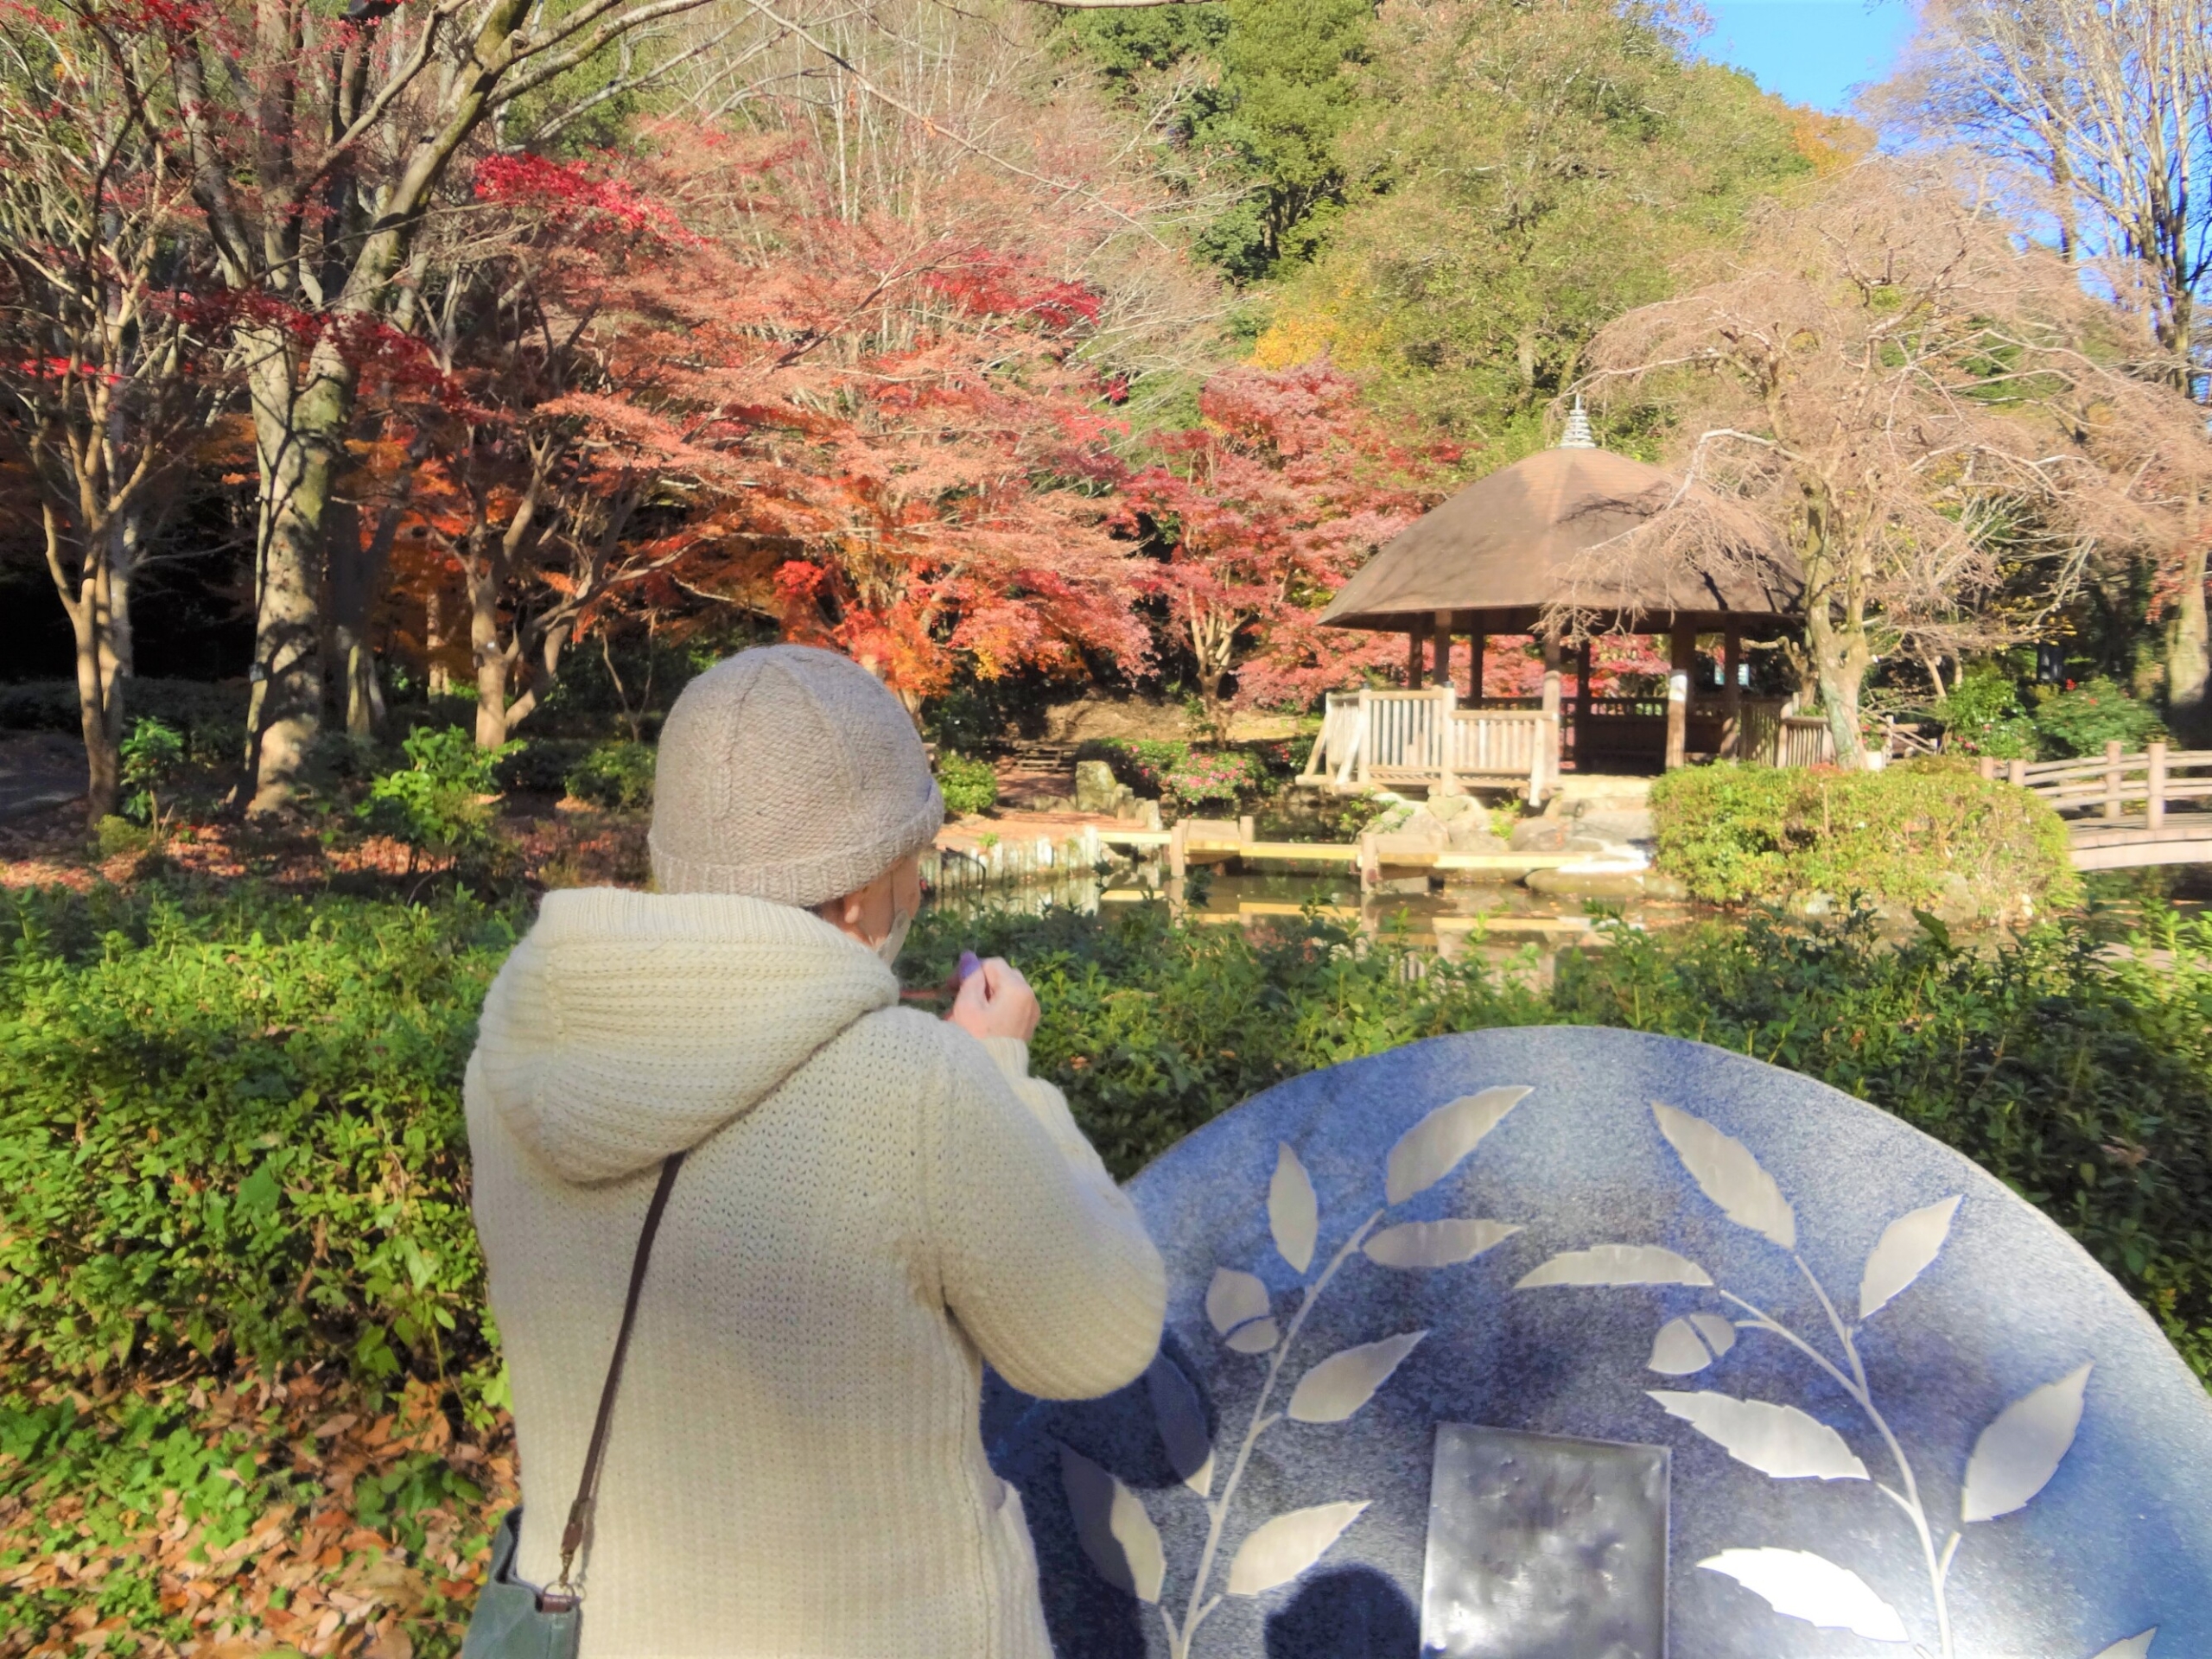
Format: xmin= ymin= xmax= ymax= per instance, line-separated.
xmin=465 ymin=889 xmax=1166 ymax=1657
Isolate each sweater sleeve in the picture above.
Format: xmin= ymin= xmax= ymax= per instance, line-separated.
xmin=927 ymin=1027 xmax=1166 ymax=1402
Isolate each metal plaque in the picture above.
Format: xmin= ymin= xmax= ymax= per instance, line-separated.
xmin=1420 ymin=1422 xmax=1669 ymax=1659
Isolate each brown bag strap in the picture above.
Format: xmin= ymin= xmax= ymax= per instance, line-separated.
xmin=550 ymin=1149 xmax=686 ymax=1600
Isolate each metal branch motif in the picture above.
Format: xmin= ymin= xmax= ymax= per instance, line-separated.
xmin=1061 ymin=1084 xmax=2165 ymax=1659
xmin=1060 ymin=1087 xmax=1532 ymax=1659
xmin=1516 ymin=1099 xmax=2153 ymax=1659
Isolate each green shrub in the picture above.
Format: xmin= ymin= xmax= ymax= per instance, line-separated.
xmin=935 ymin=751 xmax=998 ymax=817
xmin=904 ymin=900 xmax=2212 ymax=1381
xmin=1650 ymin=759 xmax=2079 ymax=915
xmin=2031 ymin=675 xmax=2163 ymax=758
xmin=1085 ymin=737 xmax=1265 ymax=810
xmin=358 ymin=726 xmax=517 ymax=875
xmin=563 ymin=739 xmax=656 ymax=809
xmin=118 ymin=717 xmax=187 ymax=829
xmin=493 ymin=736 xmax=590 ymax=797
xmin=0 ymin=884 xmax=518 ymax=1416
xmin=1934 ymin=665 xmax=2036 ymax=758
xmin=3 ymin=882 xmax=2206 ymax=1426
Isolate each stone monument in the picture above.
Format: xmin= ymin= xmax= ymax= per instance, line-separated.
xmin=985 ymin=1027 xmax=2212 ymax=1659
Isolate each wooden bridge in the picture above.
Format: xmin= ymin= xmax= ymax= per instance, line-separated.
xmin=1980 ymin=744 xmax=2212 ymax=870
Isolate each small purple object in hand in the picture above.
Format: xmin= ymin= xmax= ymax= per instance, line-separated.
xmin=956 ymin=950 xmax=982 ymax=985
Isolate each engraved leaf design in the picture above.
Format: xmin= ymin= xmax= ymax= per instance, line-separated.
xmin=1699 ymin=1548 xmax=1910 ymax=1642
xmin=1287 ymin=1332 xmax=1427 ymax=1423
xmin=1516 ymin=1244 xmax=1713 ymax=1288
xmin=1059 ymin=1445 xmax=1166 ymax=1603
xmin=1651 ymin=1103 xmax=1796 ymax=1249
xmin=1858 ymin=1196 xmax=1961 ymax=1320
xmin=1225 ymin=1501 xmax=1370 ymax=1596
xmin=1205 ymin=1268 xmax=1270 ymax=1338
xmin=1364 ymin=1218 xmax=1521 ymax=1268
xmin=1269 ymin=1144 xmax=1318 ymax=1274
xmin=1144 ymin=1352 xmax=1213 ymax=1497
xmin=1961 ymin=1363 xmax=2092 ymax=1522
xmin=1648 ymin=1313 xmax=1738 ymax=1375
xmin=1649 ymin=1391 xmax=1869 ymax=1480
xmin=1225 ymin=1318 xmax=1281 ymax=1354
xmin=1384 ymin=1086 xmax=1530 ymax=1205
xmin=2089 ymin=1630 xmax=2157 ymax=1659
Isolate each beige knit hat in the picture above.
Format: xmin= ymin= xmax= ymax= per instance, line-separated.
xmin=648 ymin=645 xmax=944 ymax=907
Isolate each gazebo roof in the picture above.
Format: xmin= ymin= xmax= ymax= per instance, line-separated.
xmin=1319 ymin=445 xmax=1803 ymax=632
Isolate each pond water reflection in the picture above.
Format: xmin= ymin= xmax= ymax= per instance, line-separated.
xmin=926 ymin=860 xmax=2210 ymax=973
xmin=928 ymin=866 xmax=1713 ymax=984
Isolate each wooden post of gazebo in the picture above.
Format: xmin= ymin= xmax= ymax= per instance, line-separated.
xmin=1408 ymin=616 xmax=1428 ymax=690
xmin=1541 ymin=630 xmax=1563 ymax=791
xmin=1721 ymin=627 xmax=1744 ymax=758
xmin=1432 ymin=609 xmax=1452 ymax=688
xmin=1665 ymin=622 xmax=1695 ymax=770
xmin=1575 ymin=637 xmax=1593 ymax=771
xmin=1468 ymin=632 xmax=1485 ymax=702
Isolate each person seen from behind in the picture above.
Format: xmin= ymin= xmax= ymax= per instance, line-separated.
xmin=465 ymin=645 xmax=1167 ymax=1655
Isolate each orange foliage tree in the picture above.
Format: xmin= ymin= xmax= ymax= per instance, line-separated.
xmin=364 ymin=124 xmax=1158 ymax=739
xmin=1112 ymin=360 xmax=1448 ymax=728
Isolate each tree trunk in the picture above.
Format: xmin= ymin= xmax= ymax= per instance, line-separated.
xmin=467 ymin=553 xmax=511 ymax=748
xmin=2166 ymin=534 xmax=2210 ymax=744
xmin=1804 ymin=594 xmax=1869 ymax=767
xmin=327 ymin=498 xmax=389 ymax=737
xmin=427 ymin=582 xmax=452 ymax=697
xmin=242 ymin=326 xmax=351 ymax=814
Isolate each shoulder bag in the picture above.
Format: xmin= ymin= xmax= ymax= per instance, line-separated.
xmin=462 ymin=1151 xmax=686 ymax=1659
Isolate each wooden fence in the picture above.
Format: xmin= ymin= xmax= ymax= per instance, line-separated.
xmin=1985 ymin=741 xmax=2212 ymax=828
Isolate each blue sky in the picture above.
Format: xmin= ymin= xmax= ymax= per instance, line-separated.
xmin=1699 ymin=0 xmax=1917 ymax=114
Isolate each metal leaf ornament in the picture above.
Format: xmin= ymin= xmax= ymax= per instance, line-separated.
xmin=1384 ymin=1087 xmax=1530 ymax=1205
xmin=1516 ymin=1244 xmax=1713 ymax=1287
xmin=1649 ymin=1391 xmax=1870 ymax=1480
xmin=1060 ymin=1444 xmax=1166 ymax=1604
xmin=1700 ymin=1548 xmax=1910 ymax=1643
xmin=1286 ymin=1332 xmax=1427 ymax=1424
xmin=1858 ymin=1196 xmax=1961 ymax=1320
xmin=2088 ymin=1630 xmax=2158 ymax=1658
xmin=1224 ymin=1501 xmax=1369 ymax=1596
xmin=1363 ymin=1218 xmax=1520 ymax=1269
xmin=1205 ymin=1268 xmax=1278 ymax=1355
xmin=1961 ymin=1363 xmax=2092 ymax=1522
xmin=1145 ymin=1352 xmax=1214 ymax=1497
xmin=1205 ymin=1268 xmax=1270 ymax=1336
xmin=1268 ymin=1144 xmax=1318 ymax=1274
xmin=1650 ymin=1102 xmax=1796 ymax=1248
xmin=1648 ymin=1313 xmax=1738 ymax=1375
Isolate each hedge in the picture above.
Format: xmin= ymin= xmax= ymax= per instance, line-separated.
xmin=1650 ymin=758 xmax=2080 ymax=916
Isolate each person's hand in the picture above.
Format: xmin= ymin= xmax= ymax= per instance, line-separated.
xmin=946 ymin=957 xmax=1040 ymax=1044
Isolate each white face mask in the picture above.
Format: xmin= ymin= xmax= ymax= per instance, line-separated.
xmin=873 ymin=904 xmax=914 ymax=967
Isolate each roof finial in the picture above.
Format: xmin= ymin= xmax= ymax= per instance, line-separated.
xmin=1559 ymin=392 xmax=1597 ymax=449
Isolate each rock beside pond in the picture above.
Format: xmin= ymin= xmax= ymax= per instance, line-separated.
xmin=1524 ymin=865 xmax=1688 ymax=902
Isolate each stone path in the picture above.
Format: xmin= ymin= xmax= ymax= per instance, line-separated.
xmin=0 ymin=734 xmax=84 ymax=820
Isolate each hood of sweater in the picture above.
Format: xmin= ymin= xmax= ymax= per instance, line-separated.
xmin=473 ymin=887 xmax=899 ymax=1184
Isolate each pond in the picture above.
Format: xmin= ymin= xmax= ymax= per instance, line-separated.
xmin=929 ymin=865 xmax=1713 ymax=985
xmin=927 ymin=857 xmax=2212 ymax=976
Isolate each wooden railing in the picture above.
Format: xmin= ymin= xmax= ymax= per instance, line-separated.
xmin=1300 ymin=688 xmax=1554 ymax=800
xmin=1984 ymin=741 xmax=2212 ymax=827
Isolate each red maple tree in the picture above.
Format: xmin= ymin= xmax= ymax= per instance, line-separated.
xmin=1112 ymin=361 xmax=1450 ymax=728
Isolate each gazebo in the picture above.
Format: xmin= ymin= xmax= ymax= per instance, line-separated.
xmin=1301 ymin=416 xmax=1808 ymax=800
